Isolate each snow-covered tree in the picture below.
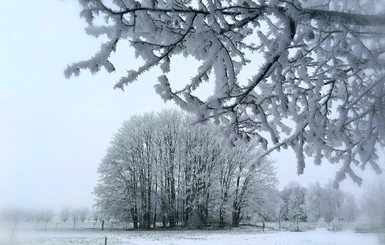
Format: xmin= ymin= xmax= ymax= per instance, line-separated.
xmin=95 ymin=110 xmax=277 ymax=229
xmin=340 ymin=192 xmax=357 ymax=223
xmin=95 ymin=113 xmax=157 ymax=229
xmin=287 ymin=192 xmax=304 ymax=231
xmin=201 ymin=138 xmax=278 ymax=228
xmin=60 ymin=207 xmax=71 ymax=223
xmin=88 ymin=209 xmax=101 ymax=227
xmin=361 ymin=180 xmax=385 ymax=226
xmin=321 ymin=183 xmax=358 ymax=225
xmin=38 ymin=209 xmax=54 ymax=231
xmin=66 ymin=0 xmax=385 ymax=184
xmin=304 ymin=182 xmax=358 ymax=225
xmin=216 ymin=145 xmax=239 ymax=227
xmin=282 ymin=182 xmax=306 ymax=231
xmin=78 ymin=208 xmax=90 ymax=223
xmin=250 ymin=187 xmax=282 ymax=224
xmin=305 ymin=182 xmax=323 ymax=222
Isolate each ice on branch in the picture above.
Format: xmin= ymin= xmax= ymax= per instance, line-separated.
xmin=67 ymin=0 xmax=385 ymax=184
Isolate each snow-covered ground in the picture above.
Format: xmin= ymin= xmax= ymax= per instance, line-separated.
xmin=0 ymin=227 xmax=382 ymax=245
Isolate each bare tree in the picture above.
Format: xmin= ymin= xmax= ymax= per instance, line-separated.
xmin=78 ymin=208 xmax=89 ymax=223
xmin=304 ymin=182 xmax=358 ymax=227
xmin=361 ymin=180 xmax=385 ymax=226
xmin=40 ymin=209 xmax=54 ymax=231
xmin=305 ymin=183 xmax=323 ymax=222
xmin=60 ymin=207 xmax=71 ymax=223
xmin=94 ymin=110 xmax=277 ymax=229
xmin=0 ymin=209 xmax=23 ymax=239
xmin=90 ymin=210 xmax=100 ymax=228
xmin=71 ymin=208 xmax=85 ymax=231
xmin=283 ymin=183 xmax=306 ymax=231
xmin=66 ymin=0 xmax=385 ymax=184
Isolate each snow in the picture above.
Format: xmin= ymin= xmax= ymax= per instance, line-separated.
xmin=1 ymin=227 xmax=381 ymax=245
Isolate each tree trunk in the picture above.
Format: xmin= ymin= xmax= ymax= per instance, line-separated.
xmin=219 ymin=207 xmax=225 ymax=228
xmin=146 ymin=159 xmax=152 ymax=229
xmin=232 ymin=206 xmax=241 ymax=227
xmin=232 ymin=174 xmax=241 ymax=227
xmin=131 ymin=207 xmax=138 ymax=229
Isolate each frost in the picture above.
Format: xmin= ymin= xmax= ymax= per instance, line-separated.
xmin=95 ymin=111 xmax=277 ymax=229
xmin=154 ymin=75 xmax=172 ymax=101
xmin=67 ymin=0 xmax=385 ymax=184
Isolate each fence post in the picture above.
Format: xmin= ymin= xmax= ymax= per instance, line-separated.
xmin=105 ymin=236 xmax=107 ymax=245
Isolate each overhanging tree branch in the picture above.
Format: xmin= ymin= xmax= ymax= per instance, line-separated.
xmin=67 ymin=0 xmax=385 ymax=185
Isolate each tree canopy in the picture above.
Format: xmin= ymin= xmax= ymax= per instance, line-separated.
xmin=65 ymin=0 xmax=385 ymax=184
xmin=95 ymin=110 xmax=277 ymax=229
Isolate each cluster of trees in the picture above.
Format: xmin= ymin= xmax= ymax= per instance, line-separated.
xmin=361 ymin=180 xmax=385 ymax=227
xmin=59 ymin=207 xmax=91 ymax=223
xmin=0 ymin=208 xmax=55 ymax=233
xmin=94 ymin=110 xmax=362 ymax=231
xmin=0 ymin=208 xmax=54 ymax=231
xmin=277 ymin=182 xmax=357 ymax=231
xmin=95 ymin=110 xmax=277 ymax=229
xmin=304 ymin=183 xmax=357 ymax=224
xmin=0 ymin=208 xmax=97 ymax=227
xmin=59 ymin=207 xmax=99 ymax=230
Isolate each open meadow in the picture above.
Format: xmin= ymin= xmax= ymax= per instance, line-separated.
xmin=0 ymin=222 xmax=382 ymax=245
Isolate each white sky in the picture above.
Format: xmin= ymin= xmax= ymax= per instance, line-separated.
xmin=0 ymin=0 xmax=381 ymax=211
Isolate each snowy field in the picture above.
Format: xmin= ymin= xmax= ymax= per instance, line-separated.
xmin=1 ymin=226 xmax=382 ymax=245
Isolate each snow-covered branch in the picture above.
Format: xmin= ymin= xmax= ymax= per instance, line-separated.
xmin=67 ymin=0 xmax=385 ymax=184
